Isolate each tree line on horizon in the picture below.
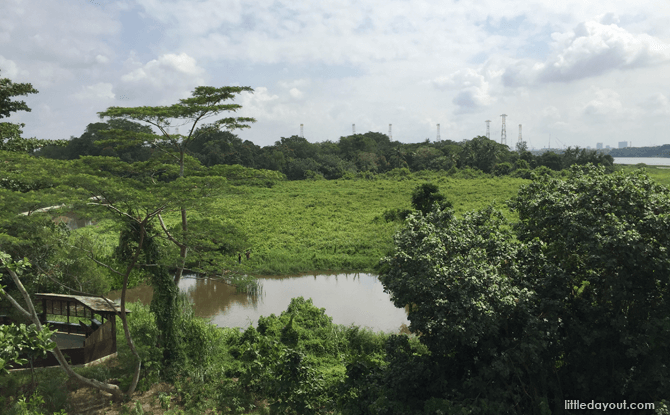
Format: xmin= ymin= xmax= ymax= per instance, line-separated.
xmin=35 ymin=119 xmax=615 ymax=180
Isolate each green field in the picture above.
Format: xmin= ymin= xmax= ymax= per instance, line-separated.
xmin=160 ymin=173 xmax=529 ymax=274
xmin=75 ymin=165 xmax=670 ymax=276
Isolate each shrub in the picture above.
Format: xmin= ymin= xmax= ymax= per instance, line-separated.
xmin=510 ymin=168 xmax=532 ymax=179
xmin=411 ymin=183 xmax=446 ymax=215
xmin=493 ymin=162 xmax=514 ymax=176
xmin=378 ymin=164 xmax=670 ymax=413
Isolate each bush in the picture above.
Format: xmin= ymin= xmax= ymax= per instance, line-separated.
xmin=411 ymin=183 xmax=446 ymax=215
xmin=378 ymin=164 xmax=670 ymax=413
xmin=116 ymin=301 xmax=164 ymax=389
xmin=492 ymin=162 xmax=513 ymax=176
xmin=380 ymin=208 xmax=413 ymax=223
xmin=510 ymin=168 xmax=532 ymax=179
xmin=531 ymin=165 xmax=554 ymax=177
xmin=451 ymin=167 xmax=488 ymax=179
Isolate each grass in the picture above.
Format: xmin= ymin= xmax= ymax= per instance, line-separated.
xmin=73 ymin=165 xmax=670 ymax=276
xmin=155 ymin=173 xmax=530 ymax=275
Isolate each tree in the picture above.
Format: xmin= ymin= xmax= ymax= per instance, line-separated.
xmin=537 ymin=151 xmax=562 ymax=171
xmin=458 ymin=135 xmax=502 ymax=173
xmin=97 ymin=85 xmax=256 ymax=285
xmin=378 ymin=164 xmax=670 ymax=413
xmin=0 ymin=69 xmax=67 ymax=152
xmin=410 ymin=183 xmax=450 ymax=215
xmin=0 ymin=150 xmax=231 ymax=397
xmin=37 ymin=120 xmax=155 ymax=162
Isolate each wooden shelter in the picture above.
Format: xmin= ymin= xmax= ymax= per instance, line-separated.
xmin=4 ymin=293 xmax=131 ymax=368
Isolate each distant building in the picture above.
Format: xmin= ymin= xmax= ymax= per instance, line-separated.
xmin=618 ymin=141 xmax=628 ymax=148
xmin=606 ymin=145 xmax=611 ymax=149
xmin=596 ymin=143 xmax=603 ymax=149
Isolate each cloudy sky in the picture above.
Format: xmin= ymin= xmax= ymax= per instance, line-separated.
xmin=2 ymin=0 xmax=670 ymax=149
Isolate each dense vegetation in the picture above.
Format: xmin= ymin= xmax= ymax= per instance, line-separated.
xmin=5 ymin=165 xmax=670 ymax=414
xmin=35 ymin=119 xmax=614 ymax=180
xmin=2 ymin=70 xmax=669 ymax=414
xmin=608 ymin=144 xmax=670 ymax=158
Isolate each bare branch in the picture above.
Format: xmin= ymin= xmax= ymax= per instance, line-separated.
xmin=151 ymin=140 xmax=181 ymax=162
xmin=87 ymin=202 xmax=138 ymax=222
xmin=157 ymin=213 xmax=186 ymax=249
xmin=0 ymin=289 xmax=32 ymax=320
xmin=66 ymin=243 xmax=125 ymax=276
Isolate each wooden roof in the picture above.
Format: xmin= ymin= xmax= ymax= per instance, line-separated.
xmin=35 ymin=293 xmax=131 ymax=315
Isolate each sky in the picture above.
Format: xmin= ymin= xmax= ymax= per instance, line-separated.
xmin=2 ymin=0 xmax=670 ymax=150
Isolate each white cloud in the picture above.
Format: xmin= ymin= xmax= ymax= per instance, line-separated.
xmin=0 ymin=55 xmax=28 ymax=80
xmin=4 ymin=0 xmax=670 ymax=148
xmin=74 ymin=82 xmax=115 ymax=100
xmin=118 ymin=53 xmax=207 ymax=105
xmin=289 ymin=87 xmax=304 ymax=99
xmin=537 ymin=20 xmax=670 ymax=82
xmin=431 ymin=68 xmax=494 ymax=113
xmin=95 ymin=55 xmax=110 ymax=64
xmin=237 ymin=87 xmax=293 ymax=122
xmin=582 ymin=87 xmax=623 ymax=116
xmin=121 ymin=53 xmax=206 ymax=86
xmin=639 ymin=92 xmax=670 ymax=116
xmin=541 ymin=106 xmax=562 ymax=120
xmin=278 ymin=79 xmax=311 ymax=89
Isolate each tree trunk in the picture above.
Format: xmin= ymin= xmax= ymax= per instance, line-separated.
xmin=174 ymin=151 xmax=188 ymax=286
xmin=174 ymin=207 xmax=188 ymax=286
xmin=119 ymin=220 xmax=149 ymax=396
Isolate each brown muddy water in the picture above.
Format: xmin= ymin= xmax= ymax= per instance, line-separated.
xmin=107 ymin=273 xmax=411 ymax=334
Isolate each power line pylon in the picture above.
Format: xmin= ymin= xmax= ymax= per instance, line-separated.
xmin=485 ymin=120 xmax=491 ymax=139
xmin=500 ymin=114 xmax=508 ymax=145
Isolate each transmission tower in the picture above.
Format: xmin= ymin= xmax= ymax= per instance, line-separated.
xmin=518 ymin=124 xmax=522 ymax=144
xmin=436 ymin=124 xmax=441 ymax=141
xmin=485 ymin=120 xmax=491 ymax=139
xmin=500 ymin=114 xmax=508 ymax=145
xmin=352 ymin=124 xmax=356 ymax=135
xmin=300 ymin=124 xmax=304 ymax=138
xmin=388 ymin=124 xmax=392 ymax=140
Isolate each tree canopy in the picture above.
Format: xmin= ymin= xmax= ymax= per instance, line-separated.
xmin=378 ymin=164 xmax=670 ymax=413
xmin=0 ymin=69 xmax=67 ymax=152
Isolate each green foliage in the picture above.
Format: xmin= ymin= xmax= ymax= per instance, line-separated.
xmin=150 ymin=173 xmax=526 ymax=274
xmin=410 ymin=183 xmax=449 ymax=215
xmin=510 ymin=164 xmax=670 ymax=404
xmin=616 ymin=164 xmax=670 ymax=188
xmin=493 ymin=161 xmax=513 ymax=176
xmin=510 ymin=168 xmax=532 ymax=179
xmin=609 ymin=144 xmax=670 ymax=157
xmin=0 ymin=70 xmax=67 ymax=153
xmin=234 ymin=297 xmax=390 ymax=414
xmin=380 ymin=207 xmax=413 ymax=223
xmin=0 ymin=323 xmax=56 ymax=373
xmin=5 ymin=390 xmax=66 ymax=415
xmin=115 ymin=301 xmax=164 ymax=390
xmin=458 ymin=136 xmax=505 ymax=174
xmin=377 ymin=164 xmax=670 ymax=413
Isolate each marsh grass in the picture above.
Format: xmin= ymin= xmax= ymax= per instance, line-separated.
xmin=148 ymin=172 xmax=530 ymax=274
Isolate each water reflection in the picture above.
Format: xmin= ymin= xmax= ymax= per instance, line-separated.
xmin=108 ymin=273 xmax=410 ymax=334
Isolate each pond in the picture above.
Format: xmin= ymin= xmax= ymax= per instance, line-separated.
xmin=107 ymin=273 xmax=411 ymax=335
